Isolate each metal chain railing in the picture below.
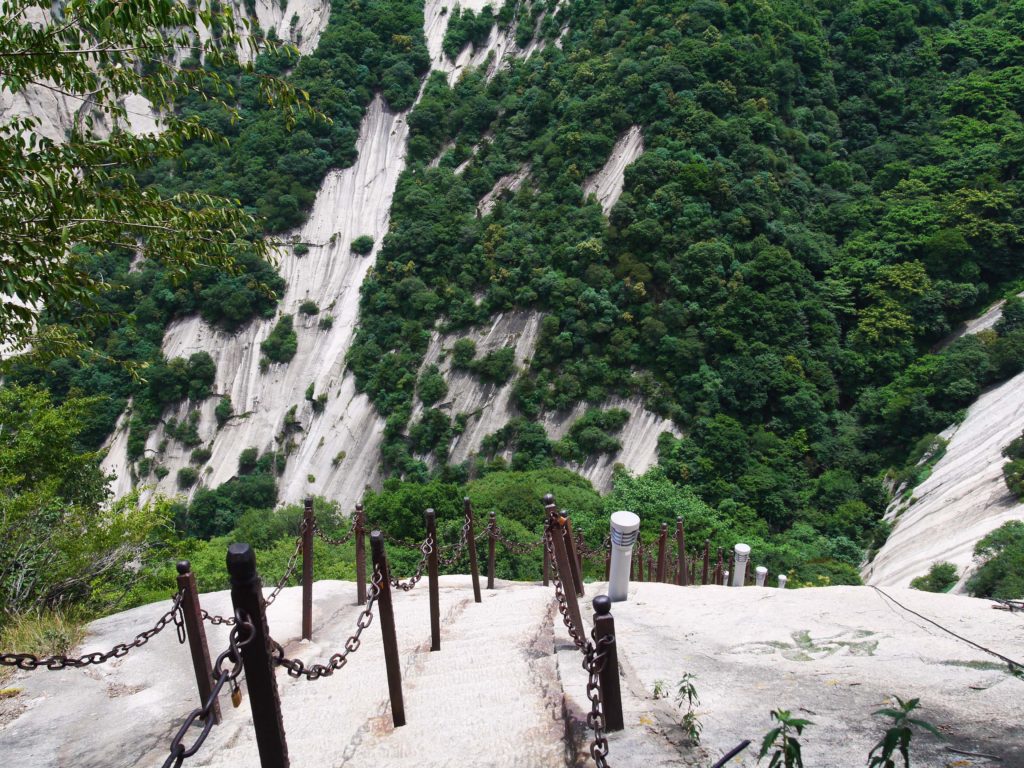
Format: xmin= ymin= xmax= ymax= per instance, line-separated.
xmin=389 ymin=534 xmax=433 ymax=592
xmin=313 ymin=516 xmax=356 ymax=547
xmin=200 ymin=530 xmax=305 ymax=625
xmin=1 ymin=592 xmax=186 ymax=671
xmin=544 ymin=529 xmax=613 ymax=768
xmin=264 ymin=532 xmax=305 ymax=607
xmin=436 ymin=511 xmax=473 ymax=567
xmin=271 ymin=566 xmax=383 ymax=680
xmin=490 ymin=521 xmax=546 ymax=555
xmin=162 ymin=609 xmax=255 ymax=768
xmin=576 ymin=534 xmax=610 ymax=562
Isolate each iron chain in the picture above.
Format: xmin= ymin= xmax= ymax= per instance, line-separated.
xmin=544 ymin=526 xmax=613 ymax=767
xmin=200 ymin=532 xmax=305 ymax=625
xmin=389 ymin=534 xmax=433 ymax=591
xmin=1 ymin=592 xmax=185 ymax=671
xmin=313 ymin=516 xmax=356 ymax=547
xmin=162 ymin=610 xmax=255 ymax=768
xmin=271 ymin=567 xmax=383 ymax=680
xmin=490 ymin=521 xmax=546 ymax=555
xmin=436 ymin=510 xmax=473 ymax=567
xmin=264 ymin=532 xmax=305 ymax=607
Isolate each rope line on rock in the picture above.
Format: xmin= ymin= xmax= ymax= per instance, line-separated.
xmin=870 ymin=585 xmax=1022 ymax=674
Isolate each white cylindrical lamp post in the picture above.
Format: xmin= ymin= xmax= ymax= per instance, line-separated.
xmin=731 ymin=543 xmax=750 ymax=587
xmin=608 ymin=511 xmax=640 ymax=602
xmin=755 ymin=566 xmax=767 ymax=587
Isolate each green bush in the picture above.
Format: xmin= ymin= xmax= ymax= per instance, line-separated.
xmin=967 ymin=521 xmax=1024 ymax=599
xmin=299 ymin=300 xmax=319 ymax=316
xmin=451 ymin=338 xmax=477 ymax=369
xmin=418 ymin=365 xmax=448 ymax=406
xmin=351 ymin=235 xmax=375 ymax=255
xmin=261 ymin=315 xmax=298 ymax=364
xmin=238 ymin=447 xmax=259 ymax=474
xmin=214 ymin=396 xmax=233 ymax=427
xmin=318 ymin=314 xmax=334 ymax=331
xmin=190 ymin=447 xmax=213 ymax=465
xmin=909 ymin=562 xmax=958 ymax=592
xmin=294 ymin=242 xmax=309 ymax=256
xmin=177 ymin=467 xmax=199 ymax=489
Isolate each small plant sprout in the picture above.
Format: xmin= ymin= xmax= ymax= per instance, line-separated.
xmin=759 ymin=709 xmax=812 ymax=768
xmin=652 ymin=679 xmax=666 ymax=699
xmin=675 ymin=672 xmax=702 ymax=745
xmin=867 ymin=696 xmax=941 ymax=768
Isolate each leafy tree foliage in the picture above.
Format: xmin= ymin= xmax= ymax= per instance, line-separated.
xmin=967 ymin=521 xmax=1024 ymax=599
xmin=260 ymin=315 xmax=298 ymax=364
xmin=909 ymin=562 xmax=958 ymax=593
xmin=0 ymin=0 xmax=304 ymax=357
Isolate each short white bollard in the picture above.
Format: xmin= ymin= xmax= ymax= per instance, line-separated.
xmin=722 ymin=569 xmax=729 ymax=586
xmin=608 ymin=511 xmax=640 ymax=602
xmin=755 ymin=566 xmax=767 ymax=587
xmin=731 ymin=543 xmax=750 ymax=587
xmin=778 ymin=574 xmax=788 ymax=589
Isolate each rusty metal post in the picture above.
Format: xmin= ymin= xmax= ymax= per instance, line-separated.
xmin=176 ymin=561 xmax=220 ymax=724
xmin=370 ymin=531 xmax=406 ymax=727
xmin=226 ymin=543 xmax=289 ymax=767
xmin=647 ymin=553 xmax=654 ymax=582
xmin=545 ymin=496 xmax=584 ymax=635
xmin=714 ymin=547 xmax=724 ymax=586
xmin=487 ymin=511 xmax=496 ymax=590
xmin=575 ymin=529 xmax=585 ymax=577
xmin=301 ymin=498 xmax=314 ymax=640
xmin=701 ymin=540 xmax=710 ymax=585
xmin=656 ymin=523 xmax=668 ymax=583
xmin=560 ymin=509 xmax=585 ymax=597
xmin=690 ymin=557 xmax=697 ymax=585
xmin=729 ymin=547 xmax=738 ymax=588
xmin=464 ymin=497 xmax=482 ymax=604
xmin=676 ymin=518 xmax=687 ymax=586
xmin=425 ymin=509 xmax=440 ymax=652
xmin=355 ymin=503 xmax=367 ymax=606
xmin=592 ymin=595 xmax=623 ymax=732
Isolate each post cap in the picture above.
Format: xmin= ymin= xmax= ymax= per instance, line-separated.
xmin=176 ymin=560 xmax=191 ymax=575
xmin=489 ymin=510 xmax=496 ymax=519
xmin=304 ymin=496 xmax=313 ymax=508
xmin=756 ymin=566 xmax=768 ymax=575
xmin=226 ymin=543 xmax=256 ymax=581
xmin=610 ymin=511 xmax=640 ymax=534
xmin=734 ymin=543 xmax=751 ymax=556
xmin=661 ymin=522 xmax=668 ymax=531
xmin=425 ymin=507 xmax=436 ymax=520
xmin=370 ymin=530 xmax=384 ymax=554
xmin=593 ymin=594 xmax=612 ymax=616
xmin=542 ymin=493 xmax=555 ymax=506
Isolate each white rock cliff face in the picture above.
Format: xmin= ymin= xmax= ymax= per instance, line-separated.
xmin=582 ymin=125 xmax=644 ymax=215
xmin=866 ymin=300 xmax=1024 ymax=588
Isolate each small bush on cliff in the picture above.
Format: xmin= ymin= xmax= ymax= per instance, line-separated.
xmin=261 ymin=315 xmax=298 ymax=364
xmin=967 ymin=521 xmax=1024 ymax=599
xmin=909 ymin=562 xmax=958 ymax=593
xmin=351 ymin=235 xmax=375 ymax=255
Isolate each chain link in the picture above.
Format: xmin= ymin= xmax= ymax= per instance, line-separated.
xmin=313 ymin=516 xmax=357 ymax=547
xmin=490 ymin=521 xmax=546 ymax=555
xmin=1 ymin=592 xmax=186 ymax=671
xmin=162 ymin=610 xmax=255 ymax=768
xmin=544 ymin=525 xmax=613 ymax=767
xmin=264 ymin=532 xmax=305 ymax=607
xmin=389 ymin=534 xmax=433 ymax=592
xmin=199 ymin=531 xmax=305 ymax=625
xmin=271 ymin=567 xmax=383 ymax=680
xmin=436 ymin=510 xmax=473 ymax=567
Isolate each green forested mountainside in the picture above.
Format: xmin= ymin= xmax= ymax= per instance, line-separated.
xmin=346 ymin=0 xmax=1024 ymax=572
xmin=7 ymin=0 xmax=1024 ymax=595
